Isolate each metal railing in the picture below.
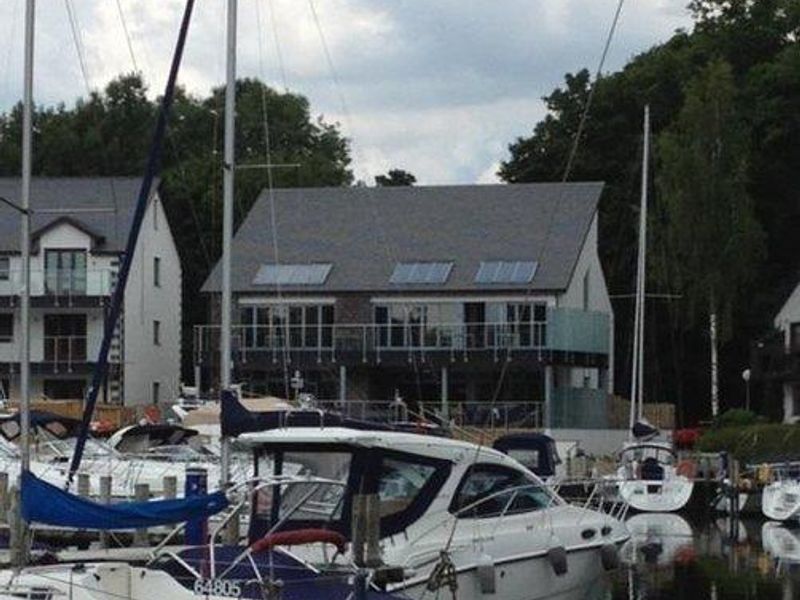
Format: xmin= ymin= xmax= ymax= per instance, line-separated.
xmin=43 ymin=334 xmax=87 ymax=365
xmin=194 ymin=310 xmax=609 ymax=365
xmin=0 ymin=267 xmax=114 ymax=298
xmin=315 ymin=399 xmax=544 ymax=431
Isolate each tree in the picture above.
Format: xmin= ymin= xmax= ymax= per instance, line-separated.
xmin=655 ymin=58 xmax=765 ymax=417
xmin=375 ymin=169 xmax=416 ymax=187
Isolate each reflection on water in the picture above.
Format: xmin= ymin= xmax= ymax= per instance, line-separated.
xmin=607 ymin=513 xmax=800 ymax=599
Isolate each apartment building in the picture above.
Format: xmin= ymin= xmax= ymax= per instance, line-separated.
xmin=0 ymin=178 xmax=181 ymax=406
xmin=197 ymin=183 xmax=614 ymax=428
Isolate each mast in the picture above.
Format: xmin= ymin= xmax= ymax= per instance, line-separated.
xmin=629 ymin=104 xmax=650 ymax=432
xmin=220 ymin=0 xmax=237 ymax=487
xmin=20 ymin=0 xmax=34 ymax=476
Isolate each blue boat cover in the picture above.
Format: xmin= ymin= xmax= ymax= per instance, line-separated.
xmin=21 ymin=471 xmax=228 ymax=530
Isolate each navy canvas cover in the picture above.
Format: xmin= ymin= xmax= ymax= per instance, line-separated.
xmin=21 ymin=471 xmax=228 ymax=529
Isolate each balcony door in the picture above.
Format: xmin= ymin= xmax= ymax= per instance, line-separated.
xmin=45 ymin=249 xmax=87 ymax=295
xmin=464 ymin=303 xmax=485 ymax=349
xmin=44 ymin=314 xmax=87 ymax=362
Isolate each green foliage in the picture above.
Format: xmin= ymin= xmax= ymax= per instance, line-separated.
xmin=375 ymin=169 xmax=416 ymax=187
xmin=716 ymin=408 xmax=761 ymax=427
xmin=0 ymin=74 xmax=352 ymax=379
xmin=697 ymin=423 xmax=800 ymax=462
xmin=499 ymin=4 xmax=799 ymax=420
xmin=655 ymin=59 xmax=765 ymax=336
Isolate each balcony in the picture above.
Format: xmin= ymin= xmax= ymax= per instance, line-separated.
xmin=751 ymin=336 xmax=800 ymax=382
xmin=0 ymin=268 xmax=114 ymax=304
xmin=194 ymin=308 xmax=610 ymax=368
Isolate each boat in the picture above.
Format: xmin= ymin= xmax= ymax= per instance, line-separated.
xmin=492 ymin=431 xmax=563 ymax=483
xmin=611 ymin=442 xmax=694 ymax=512
xmin=763 ymin=476 xmax=800 ymax=522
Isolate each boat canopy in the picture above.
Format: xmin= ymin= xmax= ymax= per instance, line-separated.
xmin=21 ymin=471 xmax=228 ymax=529
xmin=108 ymin=423 xmax=199 ymax=453
xmin=492 ymin=432 xmax=561 ymax=478
xmin=0 ymin=410 xmax=81 ymax=441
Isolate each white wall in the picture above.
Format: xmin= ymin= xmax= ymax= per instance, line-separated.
xmin=123 ymin=193 xmax=182 ymax=406
xmin=554 ymin=212 xmax=615 ymax=394
xmin=775 ymin=281 xmax=800 ymax=349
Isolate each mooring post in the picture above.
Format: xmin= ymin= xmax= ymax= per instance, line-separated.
xmin=163 ymin=476 xmax=177 ymax=500
xmin=78 ymin=473 xmax=91 ymax=498
xmin=133 ymin=483 xmax=150 ymax=546
xmin=8 ymin=485 xmax=21 ymax=567
xmin=99 ymin=476 xmax=112 ymax=549
xmin=0 ymin=472 xmax=9 ymax=522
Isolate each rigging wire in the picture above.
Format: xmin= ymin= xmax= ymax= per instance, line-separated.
xmin=115 ymin=0 xmax=140 ymax=74
xmin=265 ymin=0 xmax=290 ymax=92
xmin=254 ymin=0 xmax=292 ymax=398
xmin=64 ymin=0 xmax=92 ymax=96
xmin=561 ymin=0 xmax=625 ymax=182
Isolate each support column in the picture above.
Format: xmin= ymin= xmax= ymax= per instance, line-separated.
xmin=440 ymin=366 xmax=449 ymax=420
xmin=194 ymin=364 xmax=202 ymax=396
xmin=544 ymin=366 xmax=553 ymax=431
xmin=339 ymin=365 xmax=347 ymax=402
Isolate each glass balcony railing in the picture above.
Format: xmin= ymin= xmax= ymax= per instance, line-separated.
xmin=194 ymin=308 xmax=611 ymax=364
xmin=0 ymin=268 xmax=114 ymax=298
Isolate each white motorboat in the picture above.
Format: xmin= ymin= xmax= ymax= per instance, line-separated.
xmin=235 ymin=426 xmax=629 ymax=600
xmin=763 ymin=478 xmax=800 ymax=522
xmin=762 ymin=521 xmax=800 ymax=563
xmin=608 ymin=442 xmax=694 ymax=512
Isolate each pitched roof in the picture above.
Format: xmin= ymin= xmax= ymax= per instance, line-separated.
xmin=0 ymin=177 xmax=152 ymax=253
xmin=203 ymin=182 xmax=603 ymax=294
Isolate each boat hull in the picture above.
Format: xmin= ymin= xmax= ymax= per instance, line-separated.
xmin=762 ymin=480 xmax=800 ymax=522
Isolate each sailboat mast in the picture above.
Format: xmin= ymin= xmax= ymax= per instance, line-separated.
xmin=629 ymin=104 xmax=650 ymax=432
xmin=220 ymin=0 xmax=237 ymax=487
xmin=637 ymin=105 xmax=650 ymax=421
xmin=19 ymin=0 xmax=34 ymax=475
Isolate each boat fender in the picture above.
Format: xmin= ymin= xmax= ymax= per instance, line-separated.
xmin=476 ymin=553 xmax=496 ymax=594
xmin=600 ymin=543 xmax=620 ymax=571
xmin=547 ymin=546 xmax=568 ymax=576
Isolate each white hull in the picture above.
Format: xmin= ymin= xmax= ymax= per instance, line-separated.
xmin=620 ymin=513 xmax=693 ymax=567
xmin=617 ymin=477 xmax=694 ymax=512
xmin=762 ymin=480 xmax=800 ymax=522
xmin=396 ymin=545 xmax=614 ymax=600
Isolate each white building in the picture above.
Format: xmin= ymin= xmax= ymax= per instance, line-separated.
xmin=0 ymin=178 xmax=181 ymax=406
xmin=773 ymin=282 xmax=800 ymax=422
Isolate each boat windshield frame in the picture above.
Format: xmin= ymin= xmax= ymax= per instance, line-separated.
xmin=248 ymin=442 xmax=452 ymax=543
xmin=618 ymin=443 xmax=676 ymax=465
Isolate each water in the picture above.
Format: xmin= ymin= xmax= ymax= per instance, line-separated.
xmin=608 ymin=513 xmax=800 ymax=599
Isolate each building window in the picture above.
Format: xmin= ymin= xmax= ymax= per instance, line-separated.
xmin=152 ymin=381 xmax=160 ymax=404
xmin=583 ymin=269 xmax=590 ymax=311
xmin=44 ymin=314 xmax=87 ymax=361
xmin=153 ymin=320 xmax=161 ymax=346
xmin=239 ymin=304 xmax=334 ymax=350
xmin=0 ymin=257 xmax=9 ymax=281
xmin=0 ymin=378 xmax=8 ymax=400
xmin=791 ymin=323 xmax=800 ymax=353
xmin=45 ymin=249 xmax=87 ymax=295
xmin=0 ymin=314 xmax=12 ymax=343
xmin=153 ymin=200 xmax=159 ymax=230
xmin=153 ymin=257 xmax=161 ymax=287
xmin=43 ymin=379 xmax=85 ymax=400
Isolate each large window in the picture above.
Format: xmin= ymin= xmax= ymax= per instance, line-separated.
xmin=450 ymin=464 xmax=555 ymax=519
xmin=240 ymin=304 xmax=334 ymax=350
xmin=0 ymin=314 xmax=12 ymax=343
xmin=374 ymin=301 xmax=546 ymax=349
xmin=0 ymin=257 xmax=9 ymax=281
xmin=44 ymin=314 xmax=86 ymax=361
xmin=791 ymin=323 xmax=800 ymax=353
xmin=45 ymin=249 xmax=87 ymax=295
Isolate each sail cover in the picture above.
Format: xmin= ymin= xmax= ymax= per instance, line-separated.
xmin=21 ymin=471 xmax=228 ymax=529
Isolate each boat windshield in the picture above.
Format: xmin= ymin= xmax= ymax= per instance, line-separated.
xmin=38 ymin=437 xmax=115 ymax=460
xmin=620 ymin=445 xmax=675 ymax=465
xmin=256 ymin=450 xmax=350 ymax=523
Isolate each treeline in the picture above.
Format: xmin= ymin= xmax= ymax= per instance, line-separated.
xmin=500 ymin=0 xmax=800 ymax=422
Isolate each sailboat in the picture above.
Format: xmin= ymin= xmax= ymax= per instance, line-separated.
xmin=606 ymin=106 xmax=694 ymax=513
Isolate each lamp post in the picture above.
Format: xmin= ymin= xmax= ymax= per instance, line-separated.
xmin=742 ymin=368 xmax=751 ymax=412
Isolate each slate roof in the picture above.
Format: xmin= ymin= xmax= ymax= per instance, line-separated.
xmin=203 ymin=182 xmax=603 ymax=294
xmin=0 ymin=177 xmax=152 ymax=253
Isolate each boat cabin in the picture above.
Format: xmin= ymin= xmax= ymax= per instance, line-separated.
xmin=108 ymin=423 xmax=200 ymax=454
xmin=239 ymin=427 xmax=558 ymax=544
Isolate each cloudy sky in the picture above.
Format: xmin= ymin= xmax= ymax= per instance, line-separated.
xmin=0 ymin=1 xmax=692 ymax=184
